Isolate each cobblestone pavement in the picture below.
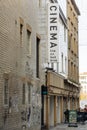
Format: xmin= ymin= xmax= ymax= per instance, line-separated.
xmin=50 ymin=122 xmax=87 ymax=130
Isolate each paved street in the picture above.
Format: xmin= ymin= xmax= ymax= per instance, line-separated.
xmin=50 ymin=122 xmax=87 ymax=130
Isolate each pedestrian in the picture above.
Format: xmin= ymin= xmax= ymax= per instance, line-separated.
xmin=64 ymin=109 xmax=69 ymax=123
xmin=84 ymin=105 xmax=87 ymax=112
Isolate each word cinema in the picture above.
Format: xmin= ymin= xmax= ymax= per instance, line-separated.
xmin=48 ymin=3 xmax=59 ymax=63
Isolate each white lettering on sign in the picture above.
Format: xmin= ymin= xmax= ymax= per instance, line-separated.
xmin=48 ymin=3 xmax=59 ymax=63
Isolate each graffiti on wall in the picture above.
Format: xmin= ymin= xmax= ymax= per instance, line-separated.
xmin=31 ymin=87 xmax=41 ymax=126
xmin=21 ymin=106 xmax=31 ymax=128
xmin=21 ymin=86 xmax=41 ymax=128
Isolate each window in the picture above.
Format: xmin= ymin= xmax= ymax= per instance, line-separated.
xmin=28 ymin=83 xmax=31 ymax=104
xmin=50 ymin=0 xmax=54 ymax=3
xmin=68 ymin=34 xmax=71 ymax=49
xmin=36 ymin=36 xmax=40 ymax=78
xmin=39 ymin=0 xmax=41 ymax=7
xmin=61 ymin=53 xmax=63 ymax=72
xmin=64 ymin=26 xmax=66 ymax=42
xmin=20 ymin=24 xmax=23 ymax=46
xmin=22 ymin=83 xmax=25 ymax=104
xmin=4 ymin=79 xmax=9 ymax=105
xmin=57 ymin=62 xmax=59 ymax=73
xmin=65 ymin=57 xmax=67 ymax=73
xmin=71 ymin=62 xmax=73 ymax=78
xmin=19 ymin=17 xmax=24 ymax=46
xmin=27 ymin=30 xmax=31 ymax=55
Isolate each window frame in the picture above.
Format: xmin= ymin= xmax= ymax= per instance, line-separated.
xmin=4 ymin=78 xmax=9 ymax=106
xmin=22 ymin=83 xmax=26 ymax=105
xmin=27 ymin=83 xmax=31 ymax=104
xmin=36 ymin=34 xmax=41 ymax=78
xmin=26 ymin=29 xmax=31 ymax=56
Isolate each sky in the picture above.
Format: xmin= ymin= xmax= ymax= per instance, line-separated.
xmin=76 ymin=0 xmax=87 ymax=73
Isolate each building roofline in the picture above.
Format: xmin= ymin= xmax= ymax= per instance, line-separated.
xmin=59 ymin=6 xmax=67 ymax=28
xmin=71 ymin=0 xmax=80 ymax=15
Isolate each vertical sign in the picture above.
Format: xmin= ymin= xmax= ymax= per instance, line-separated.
xmin=48 ymin=3 xmax=59 ymax=63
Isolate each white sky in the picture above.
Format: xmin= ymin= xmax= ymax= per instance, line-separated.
xmin=76 ymin=0 xmax=87 ymax=73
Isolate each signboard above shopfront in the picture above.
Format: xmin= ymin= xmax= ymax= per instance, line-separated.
xmin=41 ymin=85 xmax=48 ymax=95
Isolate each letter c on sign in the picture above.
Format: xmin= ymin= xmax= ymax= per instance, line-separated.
xmin=50 ymin=6 xmax=57 ymax=11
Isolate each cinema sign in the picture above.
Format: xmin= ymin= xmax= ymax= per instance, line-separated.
xmin=48 ymin=3 xmax=59 ymax=63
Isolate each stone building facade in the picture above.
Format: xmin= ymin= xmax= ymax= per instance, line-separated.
xmin=0 ymin=0 xmax=42 ymax=130
xmin=38 ymin=0 xmax=68 ymax=129
xmin=0 ymin=0 xmax=81 ymax=130
xmin=38 ymin=0 xmax=81 ymax=129
xmin=65 ymin=0 xmax=80 ymax=110
xmin=79 ymin=72 xmax=87 ymax=109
